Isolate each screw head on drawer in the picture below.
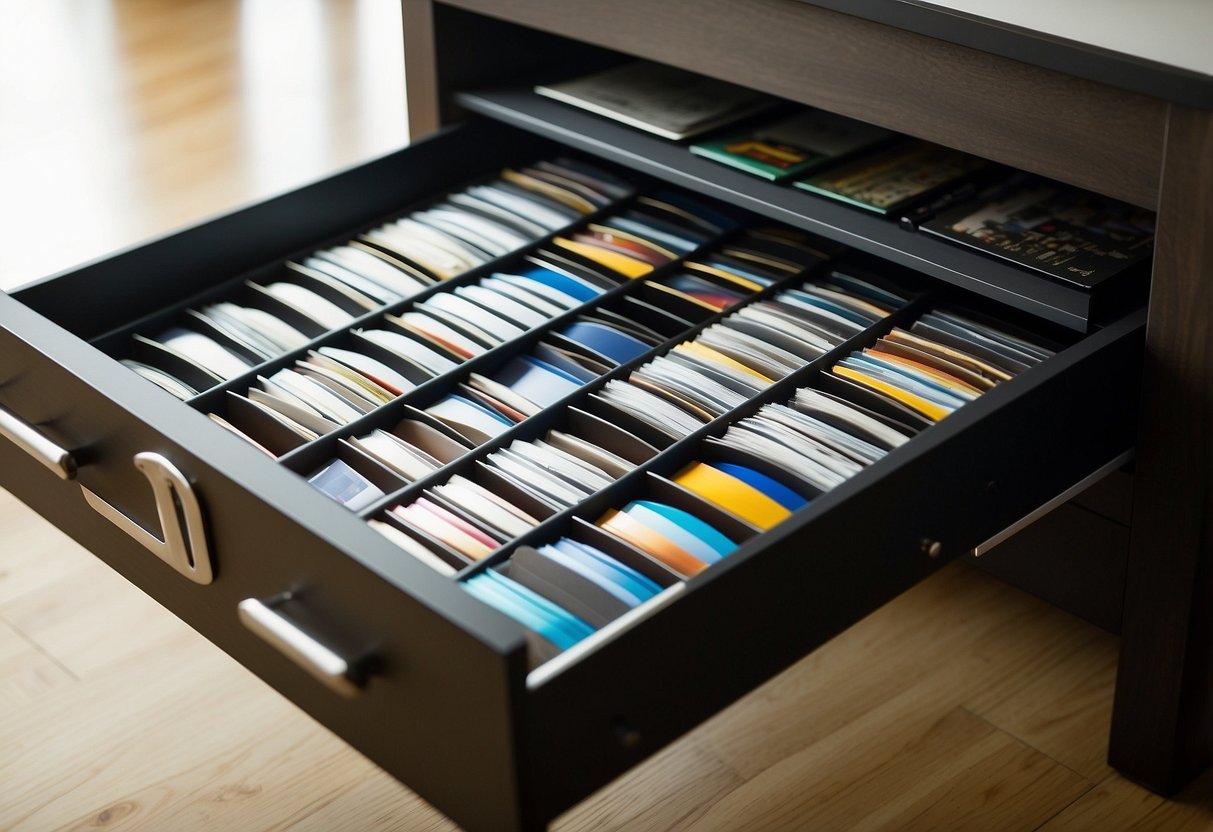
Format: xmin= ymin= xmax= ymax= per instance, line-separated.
xmin=611 ymin=717 xmax=642 ymax=749
xmin=920 ymin=539 xmax=943 ymax=558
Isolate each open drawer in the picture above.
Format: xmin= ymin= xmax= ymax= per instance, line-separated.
xmin=0 ymin=116 xmax=1142 ymax=832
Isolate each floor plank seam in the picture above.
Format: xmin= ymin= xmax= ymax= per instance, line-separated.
xmin=1027 ymin=780 xmax=1101 ymax=832
xmin=958 ymin=705 xmax=1094 ymax=784
xmin=0 ymin=609 xmax=81 ymax=681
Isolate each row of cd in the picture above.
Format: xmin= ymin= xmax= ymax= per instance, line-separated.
xmin=368 ymin=290 xmax=1061 ymax=663
xmin=298 ymin=219 xmax=833 ymax=511
xmin=364 ymin=262 xmax=911 ymax=576
xmin=116 ymin=155 xmax=637 ymax=399
xmin=134 ymin=169 xmax=826 ymax=465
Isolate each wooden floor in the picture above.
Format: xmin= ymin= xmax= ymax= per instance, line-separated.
xmin=1 ymin=2 xmax=1212 ymax=830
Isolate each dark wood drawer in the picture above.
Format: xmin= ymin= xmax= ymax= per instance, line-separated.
xmin=0 ymin=117 xmax=1142 ymax=831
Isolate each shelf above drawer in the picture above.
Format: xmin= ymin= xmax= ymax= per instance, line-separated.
xmin=430 ymin=0 xmax=1165 ymax=208
xmin=455 ymin=86 xmax=1148 ymax=333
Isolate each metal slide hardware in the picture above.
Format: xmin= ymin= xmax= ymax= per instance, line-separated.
xmin=971 ymin=450 xmax=1134 ymax=557
xmin=238 ymin=594 xmax=366 ymax=698
xmin=0 ymin=403 xmax=77 ymax=479
xmin=80 ymin=452 xmax=215 ymax=585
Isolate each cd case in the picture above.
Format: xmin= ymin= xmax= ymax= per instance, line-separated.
xmin=690 ymin=110 xmax=895 ymax=181
xmin=535 ymin=61 xmax=778 ymax=141
xmin=794 ymin=141 xmax=989 ymax=215
xmin=920 ymin=180 xmax=1155 ymax=287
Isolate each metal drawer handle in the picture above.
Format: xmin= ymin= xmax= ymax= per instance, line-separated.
xmin=0 ymin=402 xmax=213 ymax=583
xmin=80 ymin=452 xmax=214 ymax=585
xmin=0 ymin=403 xmax=77 ymax=480
xmin=238 ymin=595 xmax=365 ymax=698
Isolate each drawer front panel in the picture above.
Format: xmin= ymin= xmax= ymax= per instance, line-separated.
xmin=0 ymin=291 xmax=534 ymax=832
xmin=521 ymin=311 xmax=1143 ymax=822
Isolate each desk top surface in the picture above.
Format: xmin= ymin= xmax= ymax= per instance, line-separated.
xmin=807 ymin=0 xmax=1213 ymax=108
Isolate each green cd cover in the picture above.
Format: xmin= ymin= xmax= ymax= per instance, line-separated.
xmin=794 ymin=141 xmax=989 ymax=214
xmin=690 ymin=110 xmax=894 ymax=181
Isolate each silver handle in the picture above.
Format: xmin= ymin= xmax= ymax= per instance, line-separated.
xmin=81 ymin=452 xmax=214 ymax=585
xmin=238 ymin=595 xmax=365 ymax=698
xmin=0 ymin=401 xmax=213 ymax=582
xmin=0 ymin=403 xmax=76 ymax=479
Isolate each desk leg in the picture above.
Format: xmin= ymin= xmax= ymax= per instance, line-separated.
xmin=1109 ymin=103 xmax=1213 ymax=794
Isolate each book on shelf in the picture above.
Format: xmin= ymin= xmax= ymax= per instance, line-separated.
xmin=794 ymin=140 xmax=990 ymax=216
xmin=690 ymin=110 xmax=895 ymax=181
xmin=535 ymin=61 xmax=779 ymax=141
xmin=920 ymin=179 xmax=1155 ymax=287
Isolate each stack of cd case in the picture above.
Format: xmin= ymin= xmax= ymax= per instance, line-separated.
xmin=690 ymin=114 xmax=1156 ymax=288
xmin=69 ymin=121 xmax=1117 ymax=677
xmin=86 ymin=132 xmax=1081 ymax=668
xmin=423 ymin=291 xmax=1066 ymax=664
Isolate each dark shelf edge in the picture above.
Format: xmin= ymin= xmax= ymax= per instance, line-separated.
xmin=455 ymin=87 xmax=1098 ymax=332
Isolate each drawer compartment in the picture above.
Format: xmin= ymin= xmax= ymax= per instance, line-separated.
xmin=513 ymin=308 xmax=1141 ymax=823
xmin=0 ymin=117 xmax=1142 ymax=832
